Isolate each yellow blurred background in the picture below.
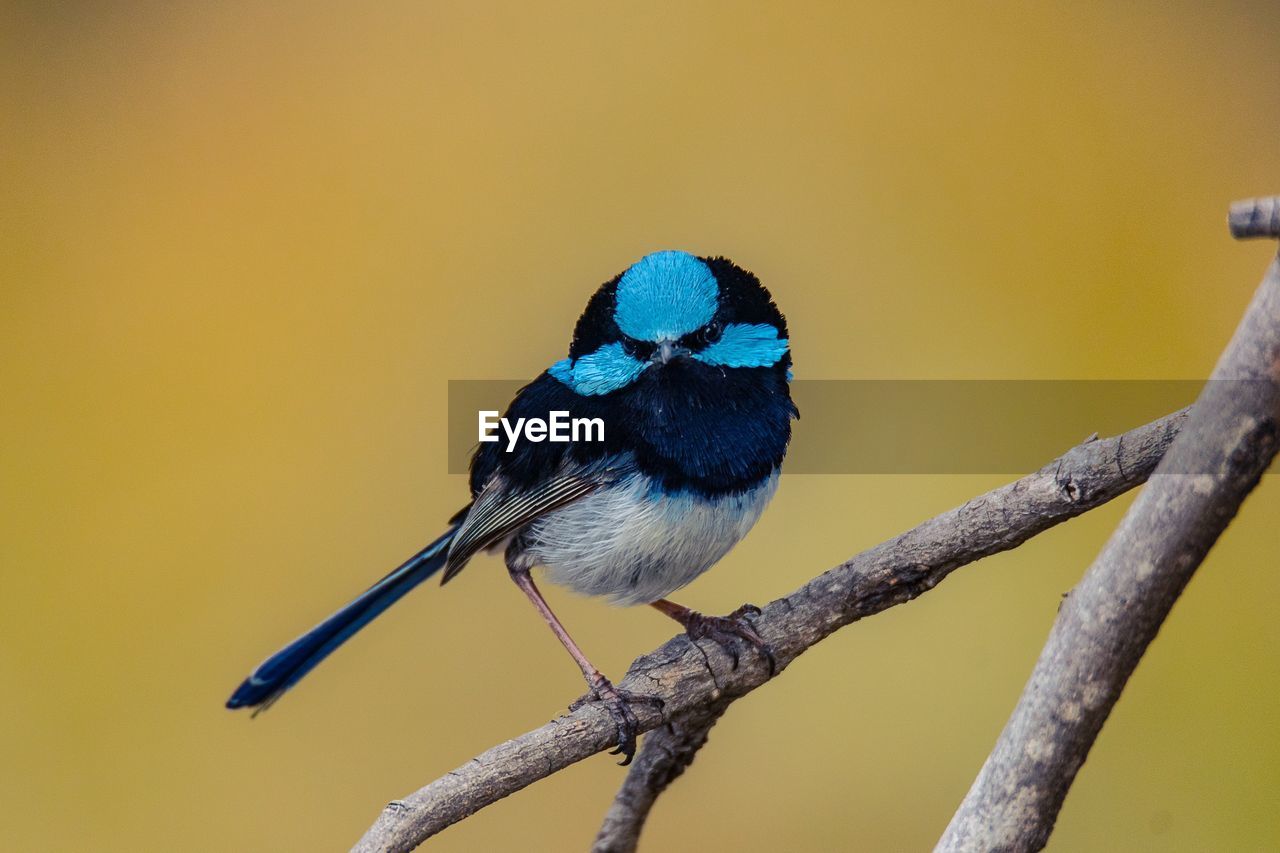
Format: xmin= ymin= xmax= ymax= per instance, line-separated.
xmin=3 ymin=2 xmax=1278 ymax=850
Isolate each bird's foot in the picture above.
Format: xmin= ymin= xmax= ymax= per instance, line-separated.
xmin=680 ymin=604 xmax=777 ymax=676
xmin=570 ymin=673 xmax=664 ymax=766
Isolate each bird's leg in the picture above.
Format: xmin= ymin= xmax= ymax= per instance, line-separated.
xmin=651 ymin=598 xmax=777 ymax=676
xmin=508 ymin=568 xmax=659 ymax=765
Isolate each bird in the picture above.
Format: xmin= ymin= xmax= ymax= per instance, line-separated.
xmin=226 ymin=250 xmax=797 ymax=763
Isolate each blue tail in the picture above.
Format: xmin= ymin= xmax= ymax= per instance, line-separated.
xmin=226 ymin=527 xmax=457 ymax=712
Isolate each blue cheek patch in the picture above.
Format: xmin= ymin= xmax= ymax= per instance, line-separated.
xmin=693 ymin=323 xmax=789 ymax=369
xmin=549 ymin=342 xmax=650 ymax=396
xmin=547 ymin=357 xmax=575 ymax=385
xmin=615 ymin=251 xmax=718 ymax=342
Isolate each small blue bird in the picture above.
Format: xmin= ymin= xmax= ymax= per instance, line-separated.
xmin=227 ymin=251 xmax=797 ymax=762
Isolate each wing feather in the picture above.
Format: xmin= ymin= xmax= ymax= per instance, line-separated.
xmin=442 ymin=471 xmax=606 ymax=582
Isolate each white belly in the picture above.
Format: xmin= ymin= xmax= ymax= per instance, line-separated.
xmin=519 ymin=471 xmax=779 ymax=606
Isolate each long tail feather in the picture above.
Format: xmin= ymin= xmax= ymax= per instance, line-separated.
xmin=226 ymin=527 xmax=457 ymax=712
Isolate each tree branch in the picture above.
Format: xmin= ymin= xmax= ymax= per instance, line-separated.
xmin=1229 ymin=196 xmax=1280 ymax=240
xmin=353 ymin=406 xmax=1189 ymax=852
xmin=591 ymin=702 xmax=727 ymax=853
xmin=937 ymin=201 xmax=1280 ymax=852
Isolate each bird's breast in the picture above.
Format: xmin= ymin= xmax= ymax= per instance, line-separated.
xmin=614 ymin=364 xmax=795 ymax=494
xmin=517 ymin=471 xmax=779 ymax=606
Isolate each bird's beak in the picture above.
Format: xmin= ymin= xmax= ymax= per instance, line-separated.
xmin=654 ymin=340 xmax=690 ymax=364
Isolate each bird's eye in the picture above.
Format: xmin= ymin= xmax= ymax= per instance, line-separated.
xmin=620 ymin=337 xmax=655 ymax=360
xmin=682 ymin=320 xmax=723 ymax=351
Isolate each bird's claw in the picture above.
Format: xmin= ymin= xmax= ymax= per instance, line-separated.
xmin=572 ymin=675 xmax=663 ymax=766
xmin=684 ymin=603 xmax=776 ymax=676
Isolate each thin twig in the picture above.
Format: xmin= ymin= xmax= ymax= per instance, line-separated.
xmin=591 ymin=703 xmax=727 ymax=853
xmin=352 ymin=406 xmax=1189 ymax=852
xmin=937 ymin=204 xmax=1280 ymax=853
xmin=1228 ymin=196 xmax=1280 ymax=240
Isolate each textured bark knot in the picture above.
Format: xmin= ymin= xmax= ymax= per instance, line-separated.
xmin=1056 ymin=475 xmax=1081 ymax=502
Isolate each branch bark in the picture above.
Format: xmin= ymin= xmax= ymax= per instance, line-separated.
xmin=937 ymin=202 xmax=1280 ymax=852
xmin=1229 ymin=196 xmax=1280 ymax=240
xmin=353 ymin=407 xmax=1189 ymax=852
xmin=591 ymin=703 xmax=727 ymax=853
